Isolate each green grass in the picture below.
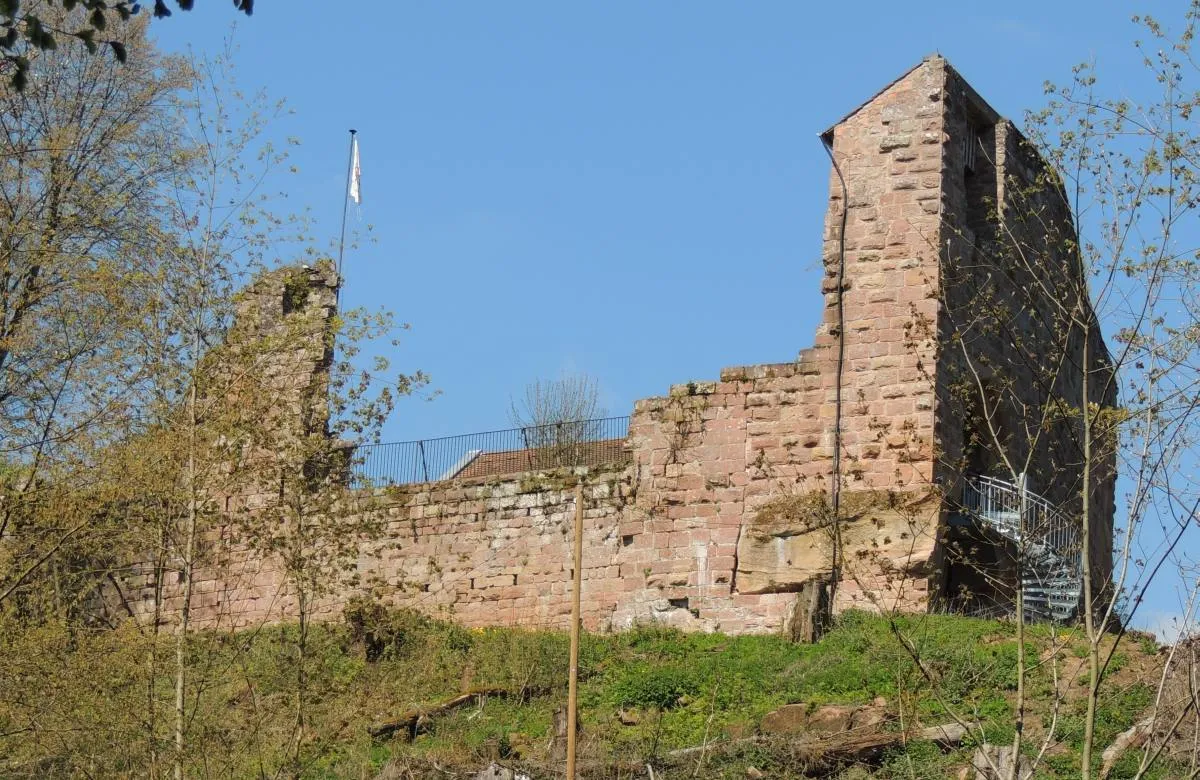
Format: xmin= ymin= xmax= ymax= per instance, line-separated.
xmin=0 ymin=605 xmax=1175 ymax=778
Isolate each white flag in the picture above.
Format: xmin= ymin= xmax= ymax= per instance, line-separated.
xmin=348 ymin=136 xmax=362 ymax=204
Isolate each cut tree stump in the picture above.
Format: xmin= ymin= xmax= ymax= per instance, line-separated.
xmin=550 ymin=707 xmax=570 ymax=762
xmin=368 ymin=688 xmax=510 ymax=741
xmin=788 ymin=577 xmax=831 ymax=643
xmin=971 ymin=743 xmax=1032 ymax=780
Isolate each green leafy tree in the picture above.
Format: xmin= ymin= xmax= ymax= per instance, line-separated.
xmin=0 ymin=0 xmax=252 ymax=90
xmin=0 ymin=19 xmax=425 ymax=776
xmin=0 ymin=5 xmax=189 ymax=619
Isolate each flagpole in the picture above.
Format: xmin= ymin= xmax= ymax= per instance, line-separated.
xmin=335 ymin=128 xmax=357 ymax=307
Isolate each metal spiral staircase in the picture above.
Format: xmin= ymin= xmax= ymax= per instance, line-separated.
xmin=957 ymin=474 xmax=1082 ymax=622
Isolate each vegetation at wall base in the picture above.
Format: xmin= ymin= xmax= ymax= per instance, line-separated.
xmin=0 ymin=605 xmax=1175 ymax=778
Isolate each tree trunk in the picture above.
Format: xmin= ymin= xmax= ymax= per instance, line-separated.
xmin=173 ymin=339 xmax=200 ymax=780
xmin=1081 ymin=328 xmax=1099 ymax=780
xmin=788 ymin=576 xmax=831 ymax=644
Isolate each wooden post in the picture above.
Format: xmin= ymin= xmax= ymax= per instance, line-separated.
xmin=566 ymin=482 xmax=584 ymax=778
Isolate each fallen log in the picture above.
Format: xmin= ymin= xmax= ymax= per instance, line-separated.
xmin=665 ymin=736 xmax=763 ymax=758
xmin=368 ymin=687 xmax=511 ymax=741
xmin=796 ymin=724 xmax=973 ymax=774
xmin=1098 ymin=714 xmax=1155 ymax=779
xmin=661 ymin=721 xmax=974 ymax=776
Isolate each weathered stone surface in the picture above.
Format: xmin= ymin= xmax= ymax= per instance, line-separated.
xmin=736 ymin=494 xmax=939 ymax=609
xmin=806 ymin=705 xmax=856 ymax=734
xmin=879 ymin=134 xmax=912 ymax=151
xmin=122 ymin=55 xmax=1115 ymax=640
xmin=736 ymin=531 xmax=830 ymax=595
xmin=760 ymin=704 xmax=810 ymax=735
xmin=852 ymin=705 xmax=890 ymax=730
xmin=636 ymin=599 xmax=718 ymax=632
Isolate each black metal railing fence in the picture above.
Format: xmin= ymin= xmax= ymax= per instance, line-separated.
xmin=352 ymin=416 xmax=630 ymax=487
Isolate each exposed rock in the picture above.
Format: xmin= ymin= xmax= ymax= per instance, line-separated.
xmin=852 ymin=705 xmax=891 ymax=730
xmin=736 ymin=530 xmax=831 ymax=595
xmin=736 ymin=491 xmax=938 ymax=596
xmin=760 ymin=703 xmax=810 ymax=735
xmin=617 ymin=708 xmax=640 ymax=726
xmin=760 ymin=702 xmax=892 ymax=736
xmin=805 ymin=705 xmax=856 ymax=734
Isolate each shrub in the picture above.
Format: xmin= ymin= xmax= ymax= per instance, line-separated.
xmin=609 ymin=661 xmax=700 ymax=709
xmin=343 ymin=598 xmax=438 ymax=661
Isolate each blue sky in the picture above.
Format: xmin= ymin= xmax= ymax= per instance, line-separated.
xmin=151 ymin=1 xmax=1192 ymax=634
xmin=148 ymin=1 xmax=1170 ymax=439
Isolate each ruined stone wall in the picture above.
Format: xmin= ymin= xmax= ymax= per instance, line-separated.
xmin=610 ymin=357 xmax=940 ymax=631
xmin=223 ymin=263 xmax=337 ymax=443
xmin=123 ymin=56 xmax=1116 ymax=636
xmin=126 ymin=465 xmax=634 ymax=631
xmin=552 ymin=61 xmax=959 ymax=627
xmin=362 ymin=466 xmax=635 ymax=630
xmin=124 ymin=58 xmax=966 ymax=634
xmin=128 ymin=353 xmax=942 ymax=635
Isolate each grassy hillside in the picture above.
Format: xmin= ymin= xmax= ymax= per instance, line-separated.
xmin=0 ymin=605 xmax=1172 ymax=778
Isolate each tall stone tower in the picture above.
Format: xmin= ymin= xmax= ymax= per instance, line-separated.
xmin=817 ymin=55 xmax=1115 ymax=616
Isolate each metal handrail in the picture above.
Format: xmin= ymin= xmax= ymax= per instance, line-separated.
xmin=960 ymin=473 xmax=1078 ymax=557
xmin=959 ymin=472 xmax=1082 ymax=621
xmin=349 ymin=415 xmax=631 ymax=487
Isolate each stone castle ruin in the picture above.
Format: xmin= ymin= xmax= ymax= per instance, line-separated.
xmin=125 ymin=56 xmax=1115 ymax=635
